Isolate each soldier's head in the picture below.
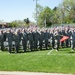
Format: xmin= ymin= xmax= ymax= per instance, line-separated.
xmin=1 ymin=30 xmax=3 ymax=33
xmin=15 ymin=30 xmax=18 ymax=35
xmin=17 ymin=29 xmax=20 ymax=33
xmin=8 ymin=29 xmax=11 ymax=33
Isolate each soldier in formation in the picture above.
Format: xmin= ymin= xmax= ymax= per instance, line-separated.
xmin=0 ymin=25 xmax=75 ymax=53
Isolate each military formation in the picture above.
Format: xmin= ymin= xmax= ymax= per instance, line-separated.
xmin=0 ymin=25 xmax=75 ymax=54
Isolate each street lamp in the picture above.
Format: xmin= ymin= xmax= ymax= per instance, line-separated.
xmin=33 ymin=0 xmax=38 ymax=26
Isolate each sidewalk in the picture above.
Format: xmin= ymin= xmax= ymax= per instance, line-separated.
xmin=0 ymin=71 xmax=73 ymax=75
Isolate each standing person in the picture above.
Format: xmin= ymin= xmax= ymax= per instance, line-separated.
xmin=39 ymin=30 xmax=45 ymax=50
xmin=61 ymin=28 xmax=66 ymax=48
xmin=54 ymin=30 xmax=60 ymax=51
xmin=0 ymin=30 xmax=4 ymax=51
xmin=65 ymin=30 xmax=69 ymax=48
xmin=51 ymin=30 xmax=55 ymax=49
xmin=17 ymin=29 xmax=22 ymax=47
xmin=14 ymin=30 xmax=20 ymax=53
xmin=33 ymin=29 xmax=40 ymax=50
xmin=22 ymin=29 xmax=28 ymax=52
xmin=44 ymin=30 xmax=49 ymax=50
xmin=6 ymin=29 xmax=13 ymax=53
xmin=68 ymin=30 xmax=72 ymax=47
xmin=71 ymin=30 xmax=75 ymax=50
xmin=28 ymin=30 xmax=34 ymax=51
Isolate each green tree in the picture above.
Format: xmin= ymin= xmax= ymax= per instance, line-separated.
xmin=33 ymin=4 xmax=44 ymax=25
xmin=52 ymin=6 xmax=60 ymax=24
xmin=8 ymin=21 xmax=18 ymax=27
xmin=38 ymin=6 xmax=53 ymax=27
xmin=57 ymin=0 xmax=75 ymax=24
xmin=8 ymin=20 xmax=26 ymax=27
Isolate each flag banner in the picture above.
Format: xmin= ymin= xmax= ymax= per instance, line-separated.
xmin=60 ymin=36 xmax=69 ymax=42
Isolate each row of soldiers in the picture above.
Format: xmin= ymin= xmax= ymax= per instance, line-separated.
xmin=0 ymin=26 xmax=75 ymax=53
xmin=0 ymin=28 xmax=50 ymax=53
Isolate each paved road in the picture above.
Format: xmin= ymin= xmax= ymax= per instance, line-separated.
xmin=0 ymin=71 xmax=74 ymax=75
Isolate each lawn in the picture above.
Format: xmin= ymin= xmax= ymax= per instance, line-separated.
xmin=0 ymin=48 xmax=75 ymax=74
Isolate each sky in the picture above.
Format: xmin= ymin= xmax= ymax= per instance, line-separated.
xmin=0 ymin=0 xmax=62 ymax=22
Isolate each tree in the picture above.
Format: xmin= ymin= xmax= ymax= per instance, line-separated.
xmin=33 ymin=0 xmax=75 ymax=26
xmin=33 ymin=4 xmax=44 ymax=25
xmin=57 ymin=0 xmax=75 ymax=23
xmin=52 ymin=6 xmax=60 ymax=24
xmin=38 ymin=6 xmax=53 ymax=27
xmin=8 ymin=20 xmax=26 ymax=27
xmin=8 ymin=21 xmax=18 ymax=27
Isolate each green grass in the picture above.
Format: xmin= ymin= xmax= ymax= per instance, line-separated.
xmin=0 ymin=48 xmax=75 ymax=74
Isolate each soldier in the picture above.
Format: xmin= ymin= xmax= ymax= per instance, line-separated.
xmin=51 ymin=30 xmax=55 ymax=49
xmin=14 ymin=30 xmax=20 ymax=53
xmin=17 ymin=29 xmax=22 ymax=46
xmin=6 ymin=29 xmax=13 ymax=53
xmin=44 ymin=30 xmax=49 ymax=50
xmin=68 ymin=30 xmax=72 ymax=47
xmin=28 ymin=30 xmax=34 ymax=51
xmin=65 ymin=30 xmax=69 ymax=48
xmin=54 ymin=30 xmax=60 ymax=51
xmin=71 ymin=30 xmax=75 ymax=50
xmin=33 ymin=29 xmax=40 ymax=50
xmin=39 ymin=30 xmax=45 ymax=50
xmin=0 ymin=30 xmax=4 ymax=51
xmin=61 ymin=28 xmax=66 ymax=48
xmin=22 ymin=29 xmax=28 ymax=52
xmin=48 ymin=29 xmax=52 ymax=49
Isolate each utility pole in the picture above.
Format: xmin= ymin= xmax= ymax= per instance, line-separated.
xmin=33 ymin=0 xmax=38 ymax=26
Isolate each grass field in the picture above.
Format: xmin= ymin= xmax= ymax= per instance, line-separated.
xmin=0 ymin=48 xmax=75 ymax=74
